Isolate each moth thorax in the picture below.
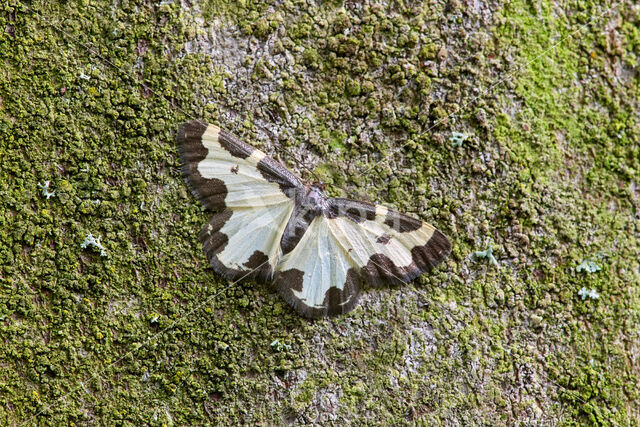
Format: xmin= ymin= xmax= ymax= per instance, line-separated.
xmin=305 ymin=185 xmax=329 ymax=213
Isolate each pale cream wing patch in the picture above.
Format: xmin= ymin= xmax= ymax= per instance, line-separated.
xmin=215 ymin=202 xmax=294 ymax=271
xmin=273 ymin=216 xmax=361 ymax=319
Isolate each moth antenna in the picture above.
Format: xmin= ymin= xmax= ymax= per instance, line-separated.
xmin=258 ymin=124 xmax=322 ymax=184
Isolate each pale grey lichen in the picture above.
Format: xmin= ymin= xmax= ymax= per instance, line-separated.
xmin=81 ymin=233 xmax=107 ymax=257
xmin=474 ymin=246 xmax=498 ymax=266
xmin=270 ymin=339 xmax=292 ymax=352
xmin=576 ymin=259 xmax=601 ymax=273
xmin=37 ymin=181 xmax=56 ymax=199
xmin=450 ymin=132 xmax=468 ymax=147
xmin=578 ymin=287 xmax=600 ymax=301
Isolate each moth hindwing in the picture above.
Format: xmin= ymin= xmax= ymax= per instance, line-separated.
xmin=178 ymin=120 xmax=451 ymax=318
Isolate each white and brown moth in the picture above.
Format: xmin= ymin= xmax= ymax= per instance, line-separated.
xmin=178 ymin=121 xmax=451 ymax=319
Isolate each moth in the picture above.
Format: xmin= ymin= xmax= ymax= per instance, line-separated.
xmin=178 ymin=121 xmax=452 ymax=318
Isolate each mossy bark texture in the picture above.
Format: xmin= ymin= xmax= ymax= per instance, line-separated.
xmin=1 ymin=0 xmax=639 ymax=424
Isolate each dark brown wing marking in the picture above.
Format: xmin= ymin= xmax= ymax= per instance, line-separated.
xmin=178 ymin=121 xmax=227 ymax=211
xmin=361 ymin=229 xmax=451 ymax=286
xmin=216 ymin=129 xmax=254 ymax=159
xmin=275 ymin=267 xmax=361 ymax=319
xmin=376 ymin=233 xmax=392 ymax=244
xmin=257 ymin=157 xmax=304 ymax=196
xmin=328 ymin=198 xmax=376 ymax=222
xmin=383 ymin=210 xmax=422 ymax=232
